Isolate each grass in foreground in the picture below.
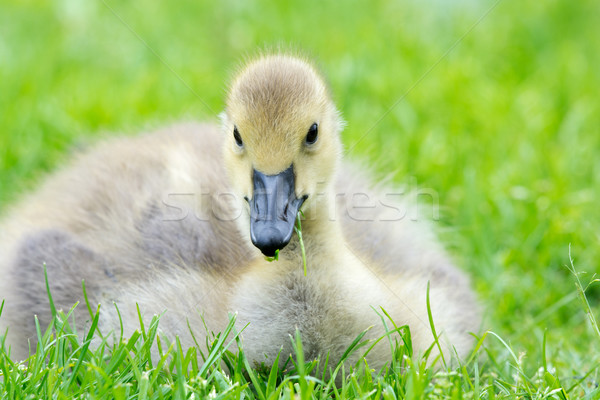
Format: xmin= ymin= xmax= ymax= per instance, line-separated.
xmin=0 ymin=257 xmax=598 ymax=399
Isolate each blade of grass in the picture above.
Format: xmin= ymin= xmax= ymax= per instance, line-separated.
xmin=65 ymin=303 xmax=101 ymax=389
xmin=294 ymin=212 xmax=307 ymax=276
xmin=566 ymin=245 xmax=600 ymax=341
xmin=426 ymin=281 xmax=447 ymax=369
xmin=43 ymin=263 xmax=57 ymax=319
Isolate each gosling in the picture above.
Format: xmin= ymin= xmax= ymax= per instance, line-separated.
xmin=0 ymin=54 xmax=480 ymax=371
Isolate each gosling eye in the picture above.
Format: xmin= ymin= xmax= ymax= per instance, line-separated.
xmin=233 ymin=126 xmax=243 ymax=148
xmin=305 ymin=123 xmax=318 ymax=145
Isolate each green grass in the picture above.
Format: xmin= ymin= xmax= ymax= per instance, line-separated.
xmin=1 ymin=0 xmax=600 ymax=397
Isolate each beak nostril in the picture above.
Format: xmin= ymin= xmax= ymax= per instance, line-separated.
xmin=283 ymin=202 xmax=289 ymax=220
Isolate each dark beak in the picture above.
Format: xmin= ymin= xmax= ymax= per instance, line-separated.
xmin=249 ymin=165 xmax=306 ymax=257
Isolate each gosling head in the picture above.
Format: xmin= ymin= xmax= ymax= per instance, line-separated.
xmin=222 ymin=55 xmax=344 ymax=257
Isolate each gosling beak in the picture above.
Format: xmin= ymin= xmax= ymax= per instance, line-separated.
xmin=249 ymin=165 xmax=306 ymax=257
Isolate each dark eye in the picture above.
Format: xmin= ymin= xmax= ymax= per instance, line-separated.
xmin=233 ymin=126 xmax=243 ymax=147
xmin=305 ymin=123 xmax=318 ymax=145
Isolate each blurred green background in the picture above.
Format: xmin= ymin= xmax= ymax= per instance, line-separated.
xmin=1 ymin=0 xmax=599 ymax=375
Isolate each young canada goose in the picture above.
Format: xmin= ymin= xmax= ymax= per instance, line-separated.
xmin=0 ymin=55 xmax=480 ymax=369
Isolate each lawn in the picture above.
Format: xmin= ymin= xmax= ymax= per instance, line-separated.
xmin=1 ymin=0 xmax=599 ymax=398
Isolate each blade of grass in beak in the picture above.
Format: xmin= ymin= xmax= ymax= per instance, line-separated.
xmin=294 ymin=213 xmax=307 ymax=276
xmin=265 ymin=249 xmax=279 ymax=262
